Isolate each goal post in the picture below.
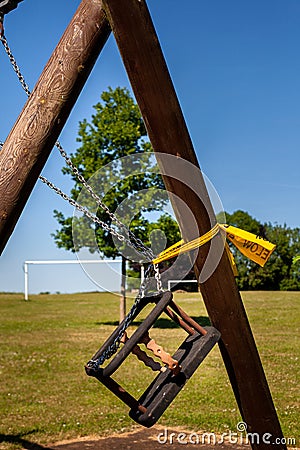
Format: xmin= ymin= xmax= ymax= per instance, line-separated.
xmin=23 ymin=259 xmax=122 ymax=301
xmin=167 ymin=279 xmax=198 ymax=292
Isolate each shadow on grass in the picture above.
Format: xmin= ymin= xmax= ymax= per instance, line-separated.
xmin=96 ymin=316 xmax=211 ymax=329
xmin=0 ymin=431 xmax=50 ymax=450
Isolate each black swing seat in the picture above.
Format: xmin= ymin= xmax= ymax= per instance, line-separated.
xmin=129 ymin=326 xmax=220 ymax=427
xmin=85 ymin=291 xmax=221 ymax=427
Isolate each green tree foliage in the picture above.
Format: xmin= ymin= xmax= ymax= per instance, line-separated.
xmin=225 ymin=210 xmax=300 ymax=290
xmin=53 ymin=87 xmax=181 ymax=266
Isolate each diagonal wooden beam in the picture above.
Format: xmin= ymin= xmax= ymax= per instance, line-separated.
xmin=0 ymin=0 xmax=111 ymax=254
xmin=103 ymin=0 xmax=286 ymax=447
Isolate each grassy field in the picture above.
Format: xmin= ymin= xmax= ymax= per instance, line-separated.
xmin=0 ymin=291 xmax=299 ymax=448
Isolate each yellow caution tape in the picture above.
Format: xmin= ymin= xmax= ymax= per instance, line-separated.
xmin=219 ymin=224 xmax=276 ymax=267
xmin=152 ymin=223 xmax=276 ymax=268
xmin=152 ymin=223 xmax=220 ymax=264
xmin=225 ymin=242 xmax=238 ymax=276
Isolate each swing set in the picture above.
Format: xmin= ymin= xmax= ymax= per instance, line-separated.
xmin=0 ymin=1 xmax=287 ymax=447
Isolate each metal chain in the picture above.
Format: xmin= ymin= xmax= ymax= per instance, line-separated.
xmin=54 ymin=141 xmax=155 ymax=261
xmin=87 ymin=264 xmax=155 ymax=369
xmin=41 ymin=173 xmax=162 ymax=369
xmin=39 ymin=175 xmax=127 ymax=242
xmin=154 ymin=263 xmax=163 ymax=292
xmin=3 ymin=152 xmax=158 ymax=367
xmin=0 ymin=31 xmax=155 ymax=262
xmin=0 ymin=33 xmax=31 ymax=96
xmin=0 ymin=32 xmax=164 ymax=364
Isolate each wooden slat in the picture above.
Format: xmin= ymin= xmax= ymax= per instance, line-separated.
xmin=103 ymin=1 xmax=286 ymax=447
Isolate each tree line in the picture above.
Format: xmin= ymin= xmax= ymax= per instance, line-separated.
xmin=52 ymin=87 xmax=300 ymax=292
xmin=225 ymin=210 xmax=300 ymax=290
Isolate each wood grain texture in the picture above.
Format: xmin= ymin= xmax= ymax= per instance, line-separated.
xmin=0 ymin=0 xmax=111 ymax=253
xmin=103 ymin=0 xmax=286 ymax=447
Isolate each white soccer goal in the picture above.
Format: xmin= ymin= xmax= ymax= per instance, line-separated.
xmin=23 ymin=259 xmax=122 ymax=300
xmin=167 ymin=279 xmax=198 ymax=292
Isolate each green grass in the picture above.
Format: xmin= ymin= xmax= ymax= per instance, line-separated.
xmin=0 ymin=291 xmax=299 ymax=448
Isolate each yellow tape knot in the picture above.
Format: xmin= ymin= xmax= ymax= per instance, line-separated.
xmin=152 ymin=223 xmax=276 ymax=270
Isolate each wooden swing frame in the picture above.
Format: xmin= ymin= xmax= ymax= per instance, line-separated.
xmin=0 ymin=1 xmax=286 ymax=448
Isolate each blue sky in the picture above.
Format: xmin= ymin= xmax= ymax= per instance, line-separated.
xmin=0 ymin=0 xmax=299 ymax=295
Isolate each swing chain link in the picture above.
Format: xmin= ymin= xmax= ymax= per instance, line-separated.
xmin=38 ymin=175 xmax=119 ymax=238
xmin=87 ymin=264 xmax=154 ymax=369
xmin=43 ymin=148 xmax=163 ymax=296
xmin=0 ymin=33 xmax=31 ymax=96
xmin=154 ymin=263 xmax=163 ymax=292
xmin=0 ymin=32 xmax=155 ymax=262
xmin=0 ymin=33 xmax=155 ymax=263
xmin=55 ymin=142 xmax=155 ymax=262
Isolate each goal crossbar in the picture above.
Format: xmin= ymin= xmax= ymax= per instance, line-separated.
xmin=167 ymin=279 xmax=198 ymax=291
xmin=23 ymin=259 xmax=122 ymax=300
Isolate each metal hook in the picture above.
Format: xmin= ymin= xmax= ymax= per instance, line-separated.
xmin=0 ymin=12 xmax=4 ymax=37
xmin=0 ymin=1 xmax=23 ymax=15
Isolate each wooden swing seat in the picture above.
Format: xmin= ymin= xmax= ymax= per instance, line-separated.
xmin=85 ymin=291 xmax=220 ymax=427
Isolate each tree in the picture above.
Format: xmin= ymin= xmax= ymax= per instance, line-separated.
xmin=225 ymin=210 xmax=300 ymax=290
xmin=267 ymin=224 xmax=300 ymax=290
xmin=52 ymin=87 xmax=179 ymax=319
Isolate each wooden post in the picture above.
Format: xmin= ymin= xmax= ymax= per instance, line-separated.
xmin=103 ymin=0 xmax=286 ymax=447
xmin=0 ymin=0 xmax=111 ymax=254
